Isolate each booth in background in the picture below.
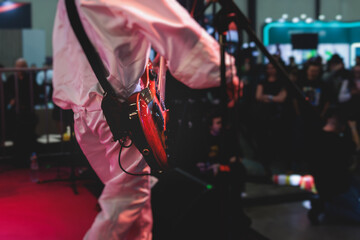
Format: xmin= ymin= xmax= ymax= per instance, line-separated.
xmin=263 ymin=20 xmax=360 ymax=67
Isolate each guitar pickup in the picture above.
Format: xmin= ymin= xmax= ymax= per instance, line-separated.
xmin=152 ymin=102 xmax=164 ymax=131
xmin=140 ymin=88 xmax=153 ymax=104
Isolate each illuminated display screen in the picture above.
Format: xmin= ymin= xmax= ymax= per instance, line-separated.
xmin=266 ymin=43 xmax=350 ymax=68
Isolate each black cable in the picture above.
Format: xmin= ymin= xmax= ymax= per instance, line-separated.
xmin=117 ymin=140 xmax=151 ymax=176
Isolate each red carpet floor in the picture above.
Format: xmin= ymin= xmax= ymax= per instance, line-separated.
xmin=0 ymin=165 xmax=99 ymax=240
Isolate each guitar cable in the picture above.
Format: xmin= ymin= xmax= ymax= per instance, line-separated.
xmin=118 ymin=139 xmax=152 ymax=176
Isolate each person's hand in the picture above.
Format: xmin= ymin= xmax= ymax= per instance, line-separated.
xmin=259 ymin=95 xmax=273 ymax=103
xmin=7 ymin=99 xmax=15 ymax=109
xmin=210 ymin=163 xmax=220 ymax=176
xmin=227 ymin=75 xmax=240 ymax=108
xmin=229 ymin=156 xmax=237 ymax=164
xmin=265 ymin=94 xmax=274 ymax=102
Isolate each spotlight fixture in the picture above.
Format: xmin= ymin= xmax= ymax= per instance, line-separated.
xmin=292 ymin=17 xmax=300 ymax=23
xmin=265 ymin=17 xmax=273 ymax=23
xmin=319 ymin=14 xmax=325 ymax=20
xmin=335 ymin=14 xmax=342 ymax=21
xmin=300 ymin=14 xmax=307 ymax=19
xmin=305 ymin=18 xmax=313 ymax=23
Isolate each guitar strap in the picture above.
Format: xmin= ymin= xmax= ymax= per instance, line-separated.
xmin=65 ymin=0 xmax=130 ymax=141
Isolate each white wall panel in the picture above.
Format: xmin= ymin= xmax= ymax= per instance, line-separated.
xmin=17 ymin=0 xmax=58 ymax=57
xmin=22 ymin=29 xmax=46 ymax=68
xmin=257 ymin=0 xmax=314 ymax=39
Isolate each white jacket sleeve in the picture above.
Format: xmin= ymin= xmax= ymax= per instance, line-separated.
xmin=79 ymin=0 xmax=236 ymax=89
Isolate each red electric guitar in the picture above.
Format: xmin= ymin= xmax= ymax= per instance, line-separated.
xmin=127 ymin=57 xmax=170 ymax=172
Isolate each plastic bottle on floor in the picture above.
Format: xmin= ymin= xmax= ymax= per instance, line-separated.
xmin=272 ymin=174 xmax=317 ymax=194
xmin=30 ymin=152 xmax=39 ymax=183
xmin=272 ymin=174 xmax=302 ymax=186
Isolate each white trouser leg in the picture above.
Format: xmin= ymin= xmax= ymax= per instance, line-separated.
xmin=73 ymin=109 xmax=152 ymax=240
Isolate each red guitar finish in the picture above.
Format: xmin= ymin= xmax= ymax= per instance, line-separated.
xmin=128 ymin=60 xmax=169 ymax=172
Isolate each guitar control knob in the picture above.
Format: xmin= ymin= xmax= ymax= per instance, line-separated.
xmin=142 ymin=148 xmax=150 ymax=156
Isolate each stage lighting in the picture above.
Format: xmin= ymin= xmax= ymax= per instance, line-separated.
xmin=306 ymin=18 xmax=313 ymax=23
xmin=336 ymin=14 xmax=342 ymax=21
xmin=292 ymin=17 xmax=300 ymax=23
xmin=265 ymin=17 xmax=272 ymax=23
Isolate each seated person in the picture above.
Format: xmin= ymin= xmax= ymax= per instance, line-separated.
xmin=195 ymin=108 xmax=250 ymax=238
xmin=196 ymin=109 xmax=246 ymax=197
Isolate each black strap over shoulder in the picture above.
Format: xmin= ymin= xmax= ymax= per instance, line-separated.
xmin=65 ymin=0 xmax=116 ymax=98
xmin=65 ymin=0 xmax=130 ymax=141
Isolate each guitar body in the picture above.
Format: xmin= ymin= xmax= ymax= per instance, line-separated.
xmin=128 ymin=60 xmax=169 ymax=172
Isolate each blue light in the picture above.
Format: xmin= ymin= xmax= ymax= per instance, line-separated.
xmin=2 ymin=1 xmax=14 ymax=7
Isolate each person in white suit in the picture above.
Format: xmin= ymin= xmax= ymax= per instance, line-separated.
xmin=52 ymin=0 xmax=238 ymax=239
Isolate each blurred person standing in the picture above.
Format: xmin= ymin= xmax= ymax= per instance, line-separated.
xmin=338 ymin=65 xmax=360 ymax=121
xmin=298 ymin=61 xmax=330 ymax=117
xmin=36 ymin=57 xmax=53 ymax=106
xmin=5 ymin=58 xmax=38 ymax=167
xmin=253 ymin=62 xmax=289 ymax=175
xmin=290 ymin=61 xmax=330 ymax=172
xmin=322 ymin=54 xmax=351 ymax=108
